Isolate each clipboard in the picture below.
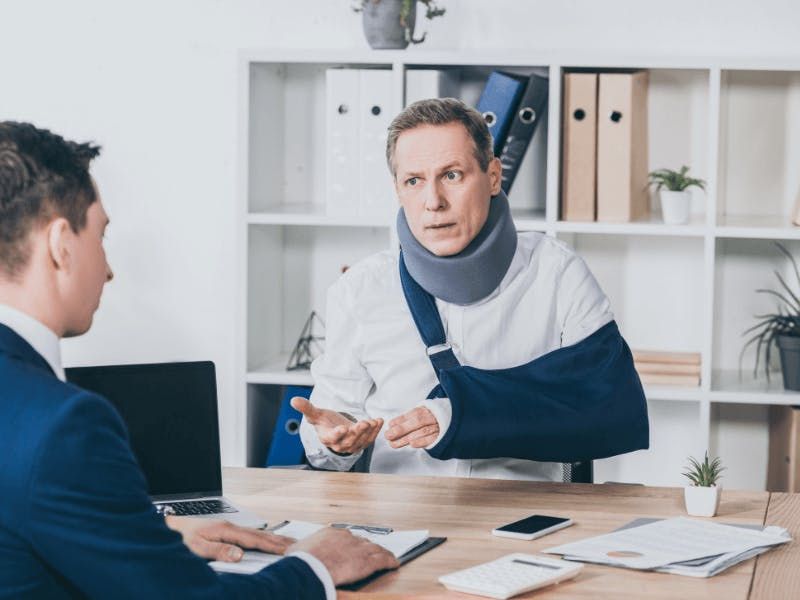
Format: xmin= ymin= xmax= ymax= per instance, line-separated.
xmin=340 ymin=536 xmax=447 ymax=591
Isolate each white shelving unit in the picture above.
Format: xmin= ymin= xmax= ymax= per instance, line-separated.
xmin=236 ymin=49 xmax=800 ymax=489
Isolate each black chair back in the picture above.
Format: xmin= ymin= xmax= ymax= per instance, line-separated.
xmin=562 ymin=461 xmax=593 ymax=483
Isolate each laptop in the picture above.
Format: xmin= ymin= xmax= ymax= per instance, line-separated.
xmin=65 ymin=361 xmax=265 ymax=528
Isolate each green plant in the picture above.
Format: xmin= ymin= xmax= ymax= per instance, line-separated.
xmin=647 ymin=165 xmax=706 ymax=192
xmin=742 ymin=242 xmax=800 ymax=380
xmin=353 ymin=0 xmax=446 ymax=43
xmin=683 ymin=452 xmax=725 ymax=487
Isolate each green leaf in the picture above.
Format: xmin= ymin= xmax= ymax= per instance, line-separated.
xmin=683 ymin=452 xmax=724 ymax=486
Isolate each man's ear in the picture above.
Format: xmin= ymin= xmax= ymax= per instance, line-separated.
xmin=47 ymin=218 xmax=72 ymax=272
xmin=488 ymin=157 xmax=503 ymax=195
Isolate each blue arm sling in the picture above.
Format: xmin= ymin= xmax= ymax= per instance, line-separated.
xmin=399 ymin=252 xmax=649 ymax=463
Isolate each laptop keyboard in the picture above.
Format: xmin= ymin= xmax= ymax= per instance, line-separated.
xmin=159 ymin=499 xmax=238 ymax=516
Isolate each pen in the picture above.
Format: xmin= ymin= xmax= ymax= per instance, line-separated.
xmin=330 ymin=522 xmax=393 ymax=535
xmin=261 ymin=520 xmax=290 ymax=532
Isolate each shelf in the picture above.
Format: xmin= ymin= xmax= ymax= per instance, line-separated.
xmin=510 ymin=208 xmax=547 ymax=231
xmin=643 ymin=385 xmax=704 ymax=402
xmin=243 ymin=366 xmax=800 ymax=407
xmin=248 ymin=205 xmax=393 ymax=228
xmin=555 ymin=213 xmax=707 ymax=237
xmin=715 ymin=214 xmax=800 ymax=240
xmin=247 ymin=354 xmax=314 ymax=386
xmin=710 ymin=370 xmax=800 ymax=405
xmin=240 ymin=49 xmax=800 ymax=72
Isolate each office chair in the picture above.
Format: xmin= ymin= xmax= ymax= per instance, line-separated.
xmin=562 ymin=461 xmax=593 ymax=484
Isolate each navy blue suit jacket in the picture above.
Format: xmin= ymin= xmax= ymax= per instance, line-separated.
xmin=0 ymin=324 xmax=324 ymax=599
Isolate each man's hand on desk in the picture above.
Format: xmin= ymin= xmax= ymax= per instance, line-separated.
xmin=289 ymin=528 xmax=399 ymax=585
xmin=166 ymin=517 xmax=294 ymax=562
xmin=291 ymin=397 xmax=383 ymax=455
xmin=385 ymin=406 xmax=440 ymax=449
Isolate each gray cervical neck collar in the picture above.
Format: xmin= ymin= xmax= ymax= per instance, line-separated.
xmin=397 ymin=190 xmax=518 ymax=305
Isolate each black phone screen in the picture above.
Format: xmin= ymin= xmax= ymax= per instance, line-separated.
xmin=497 ymin=515 xmax=569 ymax=534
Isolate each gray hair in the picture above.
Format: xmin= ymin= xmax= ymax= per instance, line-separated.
xmin=385 ymin=97 xmax=494 ymax=178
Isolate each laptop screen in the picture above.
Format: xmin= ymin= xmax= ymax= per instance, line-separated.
xmin=65 ymin=361 xmax=222 ymax=500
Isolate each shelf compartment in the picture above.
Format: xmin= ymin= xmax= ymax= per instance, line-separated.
xmin=561 ymin=234 xmax=706 ymax=355
xmin=247 ymin=61 xmax=394 ymax=214
xmin=710 ymin=402 xmax=770 ymax=490
xmin=558 ymin=68 xmax=711 ymax=226
xmin=717 ymin=70 xmax=800 ymax=227
xmin=712 ymin=238 xmax=800 ymax=375
xmin=247 ymin=224 xmax=390 ymax=372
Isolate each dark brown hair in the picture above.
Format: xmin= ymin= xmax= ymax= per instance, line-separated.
xmin=0 ymin=122 xmax=100 ymax=278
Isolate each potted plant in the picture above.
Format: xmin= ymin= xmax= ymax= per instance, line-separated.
xmin=742 ymin=242 xmax=800 ymax=390
xmin=647 ymin=166 xmax=706 ymax=225
xmin=353 ymin=0 xmax=446 ymax=50
xmin=683 ymin=452 xmax=725 ymax=517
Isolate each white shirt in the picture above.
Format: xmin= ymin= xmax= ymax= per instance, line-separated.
xmin=0 ymin=305 xmax=336 ymax=598
xmin=0 ymin=304 xmax=65 ymax=381
xmin=300 ymin=232 xmax=613 ymax=481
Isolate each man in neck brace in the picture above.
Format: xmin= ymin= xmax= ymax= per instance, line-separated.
xmin=293 ymin=98 xmax=649 ymax=481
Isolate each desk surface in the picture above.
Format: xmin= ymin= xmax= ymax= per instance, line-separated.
xmin=224 ymin=468 xmax=799 ymax=599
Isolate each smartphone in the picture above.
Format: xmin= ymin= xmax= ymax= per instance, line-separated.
xmin=491 ymin=514 xmax=573 ymax=540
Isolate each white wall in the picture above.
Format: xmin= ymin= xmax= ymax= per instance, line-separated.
xmin=2 ymin=0 xmax=799 ymax=465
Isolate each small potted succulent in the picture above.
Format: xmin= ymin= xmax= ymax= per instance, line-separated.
xmin=683 ymin=452 xmax=725 ymax=517
xmin=647 ymin=166 xmax=706 ymax=225
xmin=353 ymin=0 xmax=446 ymax=49
xmin=742 ymin=242 xmax=800 ymax=390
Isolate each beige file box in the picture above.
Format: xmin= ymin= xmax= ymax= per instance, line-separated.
xmin=561 ymin=72 xmax=598 ymax=221
xmin=597 ymin=71 xmax=649 ymax=222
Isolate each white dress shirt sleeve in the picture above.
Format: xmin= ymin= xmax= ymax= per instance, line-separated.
xmin=300 ymin=277 xmax=377 ymax=471
xmin=557 ymin=252 xmax=614 ymax=347
xmin=287 ymin=551 xmax=336 ymax=600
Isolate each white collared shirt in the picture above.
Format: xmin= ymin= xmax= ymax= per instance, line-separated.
xmin=0 ymin=304 xmax=65 ymax=381
xmin=300 ymin=232 xmax=613 ymax=481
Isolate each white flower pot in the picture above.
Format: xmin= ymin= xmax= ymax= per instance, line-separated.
xmin=660 ymin=190 xmax=692 ymax=225
xmin=684 ymin=484 xmax=721 ymax=517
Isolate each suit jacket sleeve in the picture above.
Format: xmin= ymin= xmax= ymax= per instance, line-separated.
xmin=24 ymin=390 xmax=325 ymax=600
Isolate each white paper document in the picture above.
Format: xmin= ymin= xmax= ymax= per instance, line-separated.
xmin=543 ymin=517 xmax=790 ymax=572
xmin=210 ymin=520 xmax=429 ymax=575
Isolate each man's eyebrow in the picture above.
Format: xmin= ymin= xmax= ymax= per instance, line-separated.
xmin=104 ymin=218 xmax=111 ymax=227
xmin=399 ymin=161 xmax=465 ymax=179
xmin=437 ymin=161 xmax=463 ymax=173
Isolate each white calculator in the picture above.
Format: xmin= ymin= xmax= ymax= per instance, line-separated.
xmin=438 ymin=553 xmax=583 ymax=599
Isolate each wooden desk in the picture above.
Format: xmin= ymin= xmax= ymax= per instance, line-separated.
xmin=224 ymin=468 xmax=799 ymax=599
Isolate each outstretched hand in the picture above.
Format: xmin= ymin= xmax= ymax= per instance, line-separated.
xmin=291 ymin=397 xmax=383 ymax=455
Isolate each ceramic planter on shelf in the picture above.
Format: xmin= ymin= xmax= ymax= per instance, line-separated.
xmin=777 ymin=334 xmax=800 ymax=391
xmin=361 ymin=0 xmax=417 ymax=49
xmin=684 ymin=484 xmax=721 ymax=517
xmin=660 ymin=190 xmax=691 ymax=225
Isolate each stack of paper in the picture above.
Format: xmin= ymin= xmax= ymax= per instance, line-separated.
xmin=543 ymin=517 xmax=790 ymax=578
xmin=210 ymin=520 xmax=429 ymax=575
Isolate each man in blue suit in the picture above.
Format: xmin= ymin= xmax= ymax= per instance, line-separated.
xmin=0 ymin=121 xmax=398 ymax=599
